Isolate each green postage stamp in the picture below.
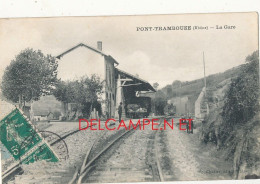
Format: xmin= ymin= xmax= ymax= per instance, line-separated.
xmin=0 ymin=108 xmax=59 ymax=162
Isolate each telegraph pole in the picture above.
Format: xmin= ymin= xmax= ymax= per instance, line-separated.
xmin=203 ymin=51 xmax=207 ymax=96
xmin=203 ymin=51 xmax=209 ymax=115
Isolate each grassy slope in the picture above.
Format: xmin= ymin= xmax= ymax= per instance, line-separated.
xmin=160 ymin=52 xmax=259 ymax=179
xmin=200 ymin=56 xmax=259 ymax=179
xmin=160 ymin=64 xmax=243 ymax=114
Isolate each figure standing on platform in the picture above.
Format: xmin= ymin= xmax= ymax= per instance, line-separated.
xmin=118 ymin=102 xmax=122 ymax=122
xmin=189 ymin=117 xmax=194 ymax=134
xmin=186 ymin=118 xmax=190 ymax=134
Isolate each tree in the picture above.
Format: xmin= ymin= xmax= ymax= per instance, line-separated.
xmin=1 ymin=49 xmax=58 ymax=107
xmin=53 ymin=110 xmax=61 ymax=119
xmin=53 ymin=74 xmax=103 ymax=119
xmin=52 ymin=81 xmax=68 ymax=103
xmin=172 ymin=80 xmax=182 ymax=88
xmin=151 ymin=90 xmax=167 ymax=115
xmin=166 ymin=87 xmax=173 ymax=98
xmin=219 ymin=51 xmax=259 ymax=178
xmin=83 ymin=74 xmax=103 ymax=113
xmin=222 ymin=50 xmax=259 ymax=128
xmin=152 ymin=82 xmax=159 ymax=90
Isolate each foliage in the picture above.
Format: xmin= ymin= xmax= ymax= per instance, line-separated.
xmin=53 ymin=74 xmax=103 ymax=118
xmin=202 ymin=51 xmax=259 ymax=147
xmin=1 ymin=49 xmax=58 ymax=104
xmin=152 ymin=82 xmax=159 ymax=90
xmin=200 ymin=51 xmax=259 ymax=178
xmin=152 ymin=90 xmax=167 ymax=115
xmin=84 ymin=74 xmax=103 ymax=103
xmin=172 ymin=80 xmax=182 ymax=88
xmin=221 ymin=51 xmax=259 ymax=132
xmin=53 ymin=110 xmax=61 ymax=119
xmin=161 ymin=65 xmax=242 ymax=100
xmin=219 ymin=51 xmax=259 ymax=176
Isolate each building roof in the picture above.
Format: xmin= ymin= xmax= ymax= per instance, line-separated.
xmin=56 ymin=43 xmax=119 ymax=64
xmin=116 ymin=68 xmax=156 ymax=92
xmin=55 ymin=42 xmax=155 ymax=92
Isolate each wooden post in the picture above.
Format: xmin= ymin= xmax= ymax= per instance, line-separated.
xmin=203 ymin=52 xmax=209 ymax=115
xmin=203 ymin=51 xmax=207 ymax=97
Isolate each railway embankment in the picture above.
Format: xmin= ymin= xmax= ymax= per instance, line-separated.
xmin=199 ymin=51 xmax=260 ymax=179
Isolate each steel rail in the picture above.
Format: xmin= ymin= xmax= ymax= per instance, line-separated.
xmin=154 ymin=123 xmax=164 ymax=181
xmin=68 ymin=130 xmax=108 ymax=184
xmin=73 ymin=129 xmax=134 ymax=184
xmin=73 ymin=116 xmax=168 ymax=183
xmin=2 ymin=126 xmax=87 ymax=183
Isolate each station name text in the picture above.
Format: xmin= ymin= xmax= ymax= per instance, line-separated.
xmin=136 ymin=25 xmax=236 ymax=31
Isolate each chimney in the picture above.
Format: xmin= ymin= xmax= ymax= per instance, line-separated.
xmin=97 ymin=41 xmax=102 ymax=51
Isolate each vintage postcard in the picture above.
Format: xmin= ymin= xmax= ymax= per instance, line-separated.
xmin=0 ymin=12 xmax=259 ymax=183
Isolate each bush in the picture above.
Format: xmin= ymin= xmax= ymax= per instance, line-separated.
xmin=221 ymin=51 xmax=259 ymax=139
xmin=220 ymin=51 xmax=259 ymax=178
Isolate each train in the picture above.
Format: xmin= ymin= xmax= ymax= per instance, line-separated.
xmin=125 ymin=97 xmax=151 ymax=119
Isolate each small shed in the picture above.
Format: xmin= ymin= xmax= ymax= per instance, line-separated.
xmin=33 ymin=111 xmax=54 ymax=121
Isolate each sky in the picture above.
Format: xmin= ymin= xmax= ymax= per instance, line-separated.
xmin=0 ymin=12 xmax=258 ymax=88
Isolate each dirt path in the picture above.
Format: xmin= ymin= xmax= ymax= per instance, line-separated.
xmin=165 ymin=123 xmax=233 ymax=181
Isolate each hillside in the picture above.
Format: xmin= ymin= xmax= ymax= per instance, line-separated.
xmin=159 ymin=64 xmax=245 ymax=114
xmin=200 ymin=51 xmax=259 ymax=179
xmin=161 ymin=64 xmax=243 ymax=99
xmin=160 ymin=51 xmax=259 ymax=179
xmin=31 ymin=95 xmax=63 ymax=116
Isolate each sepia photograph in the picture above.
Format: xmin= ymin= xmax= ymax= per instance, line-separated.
xmin=0 ymin=12 xmax=259 ymax=183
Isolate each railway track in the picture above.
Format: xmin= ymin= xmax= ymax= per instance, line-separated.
xmin=69 ymin=117 xmax=168 ymax=183
xmin=3 ymin=122 xmax=137 ymax=183
xmin=2 ymin=126 xmax=85 ymax=183
xmin=155 ymin=126 xmax=164 ymax=181
xmin=154 ymin=118 xmax=175 ymax=181
xmin=145 ymin=119 xmax=165 ymax=182
xmin=69 ymin=128 xmax=135 ymax=183
xmin=3 ymin=116 xmax=172 ymax=183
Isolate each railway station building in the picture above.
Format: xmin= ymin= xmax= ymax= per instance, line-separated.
xmin=56 ymin=42 xmax=155 ymax=119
